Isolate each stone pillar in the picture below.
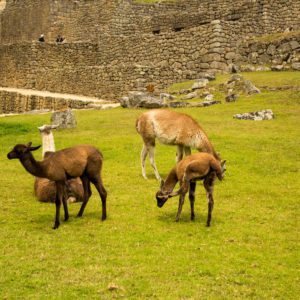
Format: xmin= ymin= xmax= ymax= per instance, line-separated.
xmin=206 ymin=20 xmax=228 ymax=73
xmin=51 ymin=109 xmax=77 ymax=129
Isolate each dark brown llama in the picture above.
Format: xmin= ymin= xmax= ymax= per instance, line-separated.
xmin=7 ymin=143 xmax=107 ymax=229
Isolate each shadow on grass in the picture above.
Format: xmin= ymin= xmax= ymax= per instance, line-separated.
xmin=31 ymin=209 xmax=106 ymax=229
xmin=157 ymin=210 xmax=207 ymax=224
xmin=157 ymin=209 xmax=224 ymax=228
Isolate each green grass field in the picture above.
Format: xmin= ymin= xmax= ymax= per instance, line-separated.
xmin=0 ymin=72 xmax=299 ymax=299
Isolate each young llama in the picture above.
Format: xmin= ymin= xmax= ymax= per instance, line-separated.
xmin=156 ymin=152 xmax=226 ymax=226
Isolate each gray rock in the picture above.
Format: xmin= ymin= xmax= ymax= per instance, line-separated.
xmin=120 ymin=91 xmax=164 ymax=108
xmin=51 ymin=109 xmax=77 ymax=129
xmin=267 ymin=44 xmax=277 ymax=56
xmin=290 ymin=41 xmax=300 ymax=50
xmin=244 ymin=80 xmax=260 ymax=95
xmin=168 ymin=102 xmax=188 ymax=108
xmin=160 ymin=93 xmax=175 ymax=101
xmin=256 ymin=66 xmax=271 ymax=71
xmin=234 ymin=109 xmax=274 ymax=120
xmin=183 ymin=91 xmax=198 ymax=100
xmin=292 ymin=62 xmax=300 ymax=71
xmin=202 ymin=100 xmax=221 ymax=107
xmin=197 ymin=73 xmax=216 ymax=81
xmin=192 ymin=78 xmax=209 ymax=90
xmin=204 ymin=94 xmax=214 ymax=101
xmin=225 ymin=94 xmax=238 ymax=102
xmin=240 ymin=65 xmax=256 ymax=72
xmin=271 ymin=65 xmax=284 ymax=71
xmin=228 ymin=74 xmax=243 ymax=83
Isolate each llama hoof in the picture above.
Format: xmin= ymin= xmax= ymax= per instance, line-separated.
xmin=52 ymin=223 xmax=60 ymax=229
xmin=206 ymin=223 xmax=211 ymax=227
xmin=64 ymin=216 xmax=69 ymax=222
xmin=101 ymin=215 xmax=107 ymax=221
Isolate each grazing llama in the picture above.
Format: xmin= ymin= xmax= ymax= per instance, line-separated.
xmin=156 ymin=152 xmax=226 ymax=226
xmin=7 ymin=143 xmax=107 ymax=229
xmin=136 ymin=109 xmax=220 ymax=181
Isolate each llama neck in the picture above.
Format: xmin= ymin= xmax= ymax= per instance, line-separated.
xmin=41 ymin=132 xmax=56 ymax=157
xmin=20 ymin=152 xmax=46 ymax=178
xmin=163 ymin=167 xmax=178 ymax=193
xmin=196 ymin=131 xmax=220 ymax=161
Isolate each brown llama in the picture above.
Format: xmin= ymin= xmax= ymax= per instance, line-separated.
xmin=7 ymin=143 xmax=107 ymax=229
xmin=136 ymin=109 xmax=220 ymax=181
xmin=156 ymin=152 xmax=226 ymax=226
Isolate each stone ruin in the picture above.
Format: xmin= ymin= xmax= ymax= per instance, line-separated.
xmin=0 ymin=0 xmax=299 ymax=108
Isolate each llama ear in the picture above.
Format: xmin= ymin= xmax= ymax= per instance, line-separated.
xmin=221 ymin=160 xmax=227 ymax=172
xmin=27 ymin=142 xmax=32 ymax=148
xmin=29 ymin=145 xmax=41 ymax=152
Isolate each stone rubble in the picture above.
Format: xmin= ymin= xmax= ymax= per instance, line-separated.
xmin=233 ymin=109 xmax=274 ymax=121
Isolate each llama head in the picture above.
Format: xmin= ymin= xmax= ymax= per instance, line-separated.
xmin=7 ymin=142 xmax=41 ymax=159
xmin=156 ymin=179 xmax=178 ymax=208
xmin=38 ymin=124 xmax=59 ymax=134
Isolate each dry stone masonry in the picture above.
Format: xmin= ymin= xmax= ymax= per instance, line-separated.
xmin=0 ymin=0 xmax=299 ymax=112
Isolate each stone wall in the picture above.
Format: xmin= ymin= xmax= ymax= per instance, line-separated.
xmin=0 ymin=22 xmax=221 ymax=99
xmin=1 ymin=0 xmax=299 ymax=44
xmin=237 ymin=32 xmax=300 ymax=69
xmin=0 ymin=0 xmax=299 ymax=100
xmin=0 ymin=90 xmax=92 ymax=114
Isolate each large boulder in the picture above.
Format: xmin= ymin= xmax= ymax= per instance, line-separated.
xmin=225 ymin=74 xmax=260 ymax=95
xmin=191 ymin=78 xmax=209 ymax=90
xmin=120 ymin=91 xmax=164 ymax=108
xmin=51 ymin=109 xmax=77 ymax=129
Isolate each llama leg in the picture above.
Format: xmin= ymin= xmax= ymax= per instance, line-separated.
xmin=204 ymin=177 xmax=215 ymax=227
xmin=53 ymin=182 xmax=64 ymax=229
xmin=184 ymin=146 xmax=191 ymax=156
xmin=62 ymin=186 xmax=69 ymax=221
xmin=189 ymin=181 xmax=196 ymax=220
xmin=176 ymin=193 xmax=186 ymax=222
xmin=91 ymin=176 xmax=107 ymax=221
xmin=141 ymin=144 xmax=148 ymax=179
xmin=77 ymin=176 xmax=91 ymax=217
xmin=176 ymin=145 xmax=184 ymax=162
xmin=148 ymin=145 xmax=161 ymax=181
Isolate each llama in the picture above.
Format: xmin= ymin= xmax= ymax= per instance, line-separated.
xmin=156 ymin=152 xmax=226 ymax=226
xmin=34 ymin=124 xmax=84 ymax=203
xmin=7 ymin=143 xmax=107 ymax=229
xmin=136 ymin=109 xmax=220 ymax=181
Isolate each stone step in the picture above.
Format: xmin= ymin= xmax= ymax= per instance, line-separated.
xmin=0 ymin=87 xmax=120 ymax=115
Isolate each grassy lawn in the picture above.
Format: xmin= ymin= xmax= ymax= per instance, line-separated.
xmin=0 ymin=72 xmax=299 ymax=299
